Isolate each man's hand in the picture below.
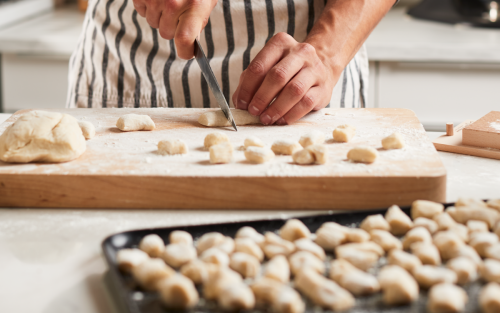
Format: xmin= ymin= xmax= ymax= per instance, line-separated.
xmin=133 ymin=0 xmax=217 ymax=59
xmin=232 ymin=33 xmax=339 ymax=125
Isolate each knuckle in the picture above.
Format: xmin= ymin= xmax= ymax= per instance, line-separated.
xmin=269 ymin=66 xmax=288 ymax=84
xmin=298 ymin=42 xmax=316 ymax=55
xmin=274 ymin=32 xmax=292 ymax=43
xmin=237 ymin=88 xmax=251 ymax=101
xmin=287 ymin=81 xmax=306 ymax=98
xmin=175 ymin=31 xmax=193 ymax=46
xmin=247 ymin=60 xmax=265 ymax=76
xmin=252 ymin=94 xmax=268 ymax=108
xmin=301 ymin=93 xmax=315 ymax=109
xmin=159 ymin=28 xmax=174 ymax=40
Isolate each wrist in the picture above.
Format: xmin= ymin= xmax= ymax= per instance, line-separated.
xmin=305 ymin=36 xmax=346 ymax=79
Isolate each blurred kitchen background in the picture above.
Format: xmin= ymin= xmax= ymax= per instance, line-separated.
xmin=0 ymin=0 xmax=499 ymax=130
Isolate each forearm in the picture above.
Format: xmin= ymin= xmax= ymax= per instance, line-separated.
xmin=305 ymin=0 xmax=394 ymax=76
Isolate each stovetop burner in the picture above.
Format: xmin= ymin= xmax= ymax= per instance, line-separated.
xmin=408 ymin=0 xmax=500 ymax=28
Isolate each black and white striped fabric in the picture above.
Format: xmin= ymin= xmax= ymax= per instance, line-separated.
xmin=67 ymin=0 xmax=369 ymax=109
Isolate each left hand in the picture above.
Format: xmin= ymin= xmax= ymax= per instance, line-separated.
xmin=232 ymin=32 xmax=338 ymax=125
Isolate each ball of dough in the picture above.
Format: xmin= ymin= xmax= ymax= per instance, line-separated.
xmin=245 ymin=146 xmax=275 ymax=164
xmin=271 ymin=140 xmax=302 ymax=155
xmin=139 ymin=234 xmax=165 ymax=258
xmin=292 ymin=149 xmax=314 ymax=165
xmin=209 ymin=142 xmax=233 ymax=164
xmin=198 ymin=109 xmax=261 ymax=127
xmin=169 ymin=230 xmax=193 ymax=246
xmin=299 ymin=131 xmax=325 ymax=148
xmin=0 ymin=110 xmax=86 ymax=163
xmin=382 ymin=132 xmax=405 ymax=149
xmin=158 ymin=139 xmax=188 ymax=155
xmin=162 ymin=243 xmax=197 ymax=268
xmin=116 ymin=114 xmax=155 ymax=131
xmin=333 ymin=124 xmax=356 ymax=142
xmin=204 ymin=132 xmax=230 ymax=148
xmin=347 ymin=146 xmax=378 ymax=164
xmin=158 ymin=274 xmax=199 ymax=309
xmin=78 ymin=121 xmax=95 ymax=139
xmin=244 ymin=136 xmax=264 ymax=148
xmin=116 ymin=248 xmax=149 ymax=272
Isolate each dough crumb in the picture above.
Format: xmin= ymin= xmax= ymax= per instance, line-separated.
xmin=78 ymin=121 xmax=95 ymax=139
xmin=347 ymin=146 xmax=378 ymax=163
xmin=299 ymin=131 xmax=325 ymax=147
xmin=333 ymin=124 xmax=356 ymax=142
xmin=382 ymin=132 xmax=405 ymax=149
xmin=158 ymin=139 xmax=188 ymax=155
xmin=271 ymin=139 xmax=302 ymax=155
xmin=245 ymin=146 xmax=275 ymax=164
xmin=204 ymin=132 xmax=230 ymax=148
xmin=116 ymin=114 xmax=155 ymax=131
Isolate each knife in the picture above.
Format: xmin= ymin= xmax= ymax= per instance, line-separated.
xmin=194 ymin=38 xmax=238 ymax=131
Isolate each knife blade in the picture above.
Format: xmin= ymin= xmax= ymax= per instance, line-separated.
xmin=194 ymin=38 xmax=238 ymax=131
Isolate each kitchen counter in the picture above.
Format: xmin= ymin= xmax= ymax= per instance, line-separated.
xmin=0 ymin=113 xmax=499 ymax=312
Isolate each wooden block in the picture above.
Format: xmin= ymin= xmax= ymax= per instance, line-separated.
xmin=462 ymin=111 xmax=500 ymax=149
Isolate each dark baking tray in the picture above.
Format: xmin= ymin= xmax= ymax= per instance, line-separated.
xmin=102 ymin=203 xmax=483 ymax=313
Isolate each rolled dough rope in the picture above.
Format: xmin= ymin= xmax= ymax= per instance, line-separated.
xmin=158 ymin=139 xmax=189 ymax=155
xmin=271 ymin=140 xmax=302 ymax=155
xmin=333 ymin=124 xmax=356 ymax=142
xmin=204 ymin=132 xmax=230 ymax=148
xmin=299 ymin=131 xmax=325 ymax=147
xmin=347 ymin=146 xmax=378 ymax=163
xmin=244 ymin=146 xmax=275 ymax=164
xmin=209 ymin=142 xmax=233 ymax=164
xmin=198 ymin=109 xmax=261 ymax=127
xmin=116 ymin=114 xmax=155 ymax=131
xmin=78 ymin=121 xmax=95 ymax=139
xmin=382 ymin=132 xmax=405 ymax=149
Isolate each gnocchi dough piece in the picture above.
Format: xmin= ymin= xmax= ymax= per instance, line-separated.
xmin=467 ymin=220 xmax=489 ymax=234
xmin=335 ymin=246 xmax=380 ymax=271
xmin=229 ymin=252 xmax=261 ymax=278
xmin=116 ymin=248 xmax=149 ymax=272
xmin=378 ymin=265 xmax=419 ymax=306
xmin=434 ymin=212 xmax=459 ymax=231
xmin=0 ymin=110 xmax=86 ymax=163
xmin=486 ymin=243 xmax=500 ymax=260
xmin=385 ymin=205 xmax=414 ymax=236
xmin=132 ymin=258 xmax=175 ymax=291
xmin=496 ymin=223 xmax=500 ymax=238
xmin=480 ymin=282 xmax=500 ymax=313
xmin=294 ymin=238 xmax=325 ymax=260
xmin=447 ymin=206 xmax=500 ymax=229
xmin=251 ymin=278 xmax=305 ymax=313
xmin=204 ymin=132 xmax=230 ymax=148
xmin=413 ymin=265 xmax=458 ymax=289
xmin=216 ymin=236 xmax=235 ymax=254
xmin=402 ymin=226 xmax=432 ymax=250
xmin=235 ymin=226 xmax=265 ymax=244
xmin=245 ymin=146 xmax=275 ymax=164
xmin=271 ymin=139 xmax=302 ymax=155
xmin=198 ymin=109 xmax=261 ymax=127
xmin=235 ymin=238 xmax=264 ymax=262
xmin=446 ymin=257 xmax=478 ymax=285
xmin=360 ymin=214 xmax=391 ymax=233
xmin=411 ymin=200 xmax=444 ymax=220
xmin=469 ymin=232 xmax=499 ymax=257
xmin=116 ymin=114 xmax=155 ymax=131
xmin=139 ymin=234 xmax=165 ymax=258
xmin=295 ymin=268 xmax=355 ymax=311
xmin=299 ymin=131 xmax=325 ymax=147
xmin=347 ymin=146 xmax=378 ymax=163
xmin=292 ymin=148 xmax=315 ymax=165
xmin=487 ymin=199 xmax=500 ymax=211
xmin=200 ymin=247 xmax=230 ymax=266
xmin=410 ymin=242 xmax=441 ymax=266
xmin=381 ymin=132 xmax=405 ymax=149
xmin=244 ymin=136 xmax=265 ymax=148
xmin=289 ymin=251 xmax=325 ymax=275
xmin=332 ymin=124 xmax=356 ymax=142
xmin=196 ymin=232 xmax=226 ymax=254
xmin=203 ymin=267 xmax=243 ymax=300
xmin=413 ymin=217 xmax=438 ymax=234
xmin=158 ymin=274 xmax=199 ymax=309
xmin=169 ymin=230 xmax=193 ymax=246
xmin=432 ymin=231 xmax=465 ymax=260
xmin=427 ymin=283 xmax=468 ymax=313
xmin=306 ymin=144 xmax=327 ymax=164
xmin=218 ymin=282 xmax=256 ymax=311
xmin=345 ymin=228 xmax=371 ymax=243
xmin=370 ymin=229 xmax=402 ymax=252
xmin=280 ymin=219 xmax=311 ymax=242
xmin=456 ymin=197 xmax=488 ymax=208
xmin=262 ymin=232 xmax=296 ymax=259
xmin=180 ymin=259 xmax=218 ymax=285
xmin=264 ymin=255 xmax=291 ymax=283
xmin=336 ymin=241 xmax=385 ymax=257
xmin=209 ymin=142 xmax=233 ymax=164
xmin=78 ymin=121 xmax=95 ymax=139
xmin=479 ymin=259 xmax=500 ymax=283
xmin=158 ymin=139 xmax=188 ymax=155
xmin=387 ymin=249 xmax=422 ymax=273
xmin=329 ymin=259 xmax=380 ymax=296
xmin=162 ymin=243 xmax=197 ymax=268
xmin=314 ymin=225 xmax=347 ymax=250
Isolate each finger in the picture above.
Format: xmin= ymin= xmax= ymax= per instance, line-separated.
xmin=259 ymin=67 xmax=317 ymax=125
xmin=236 ymin=32 xmax=295 ymax=112
xmin=175 ymin=8 xmax=211 ymax=59
xmin=146 ymin=5 xmax=162 ymax=28
xmin=232 ymin=70 xmax=246 ymax=109
xmin=133 ymin=0 xmax=146 ymax=16
xmin=277 ymin=86 xmax=327 ymax=125
xmin=248 ymin=52 xmax=309 ymax=119
xmin=158 ymin=9 xmax=178 ymax=39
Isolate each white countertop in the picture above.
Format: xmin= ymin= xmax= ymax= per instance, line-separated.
xmin=1 ymin=3 xmax=500 ymax=63
xmin=1 ymin=112 xmax=499 ymax=312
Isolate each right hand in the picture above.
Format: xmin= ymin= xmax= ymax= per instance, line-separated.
xmin=133 ymin=0 xmax=217 ymax=59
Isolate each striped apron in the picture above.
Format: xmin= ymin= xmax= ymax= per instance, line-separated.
xmin=67 ymin=0 xmax=369 ymax=109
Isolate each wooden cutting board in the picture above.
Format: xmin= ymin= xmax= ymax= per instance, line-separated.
xmin=0 ymin=108 xmax=446 ymax=210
